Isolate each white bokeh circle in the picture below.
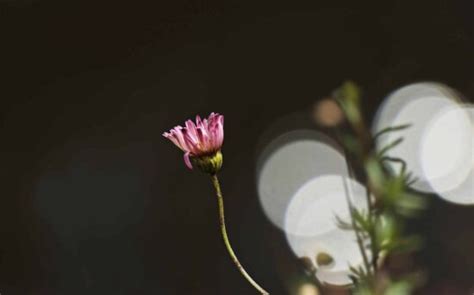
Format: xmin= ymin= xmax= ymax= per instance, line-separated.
xmin=284 ymin=175 xmax=368 ymax=237
xmin=257 ymin=130 xmax=349 ymax=231
xmin=284 ymin=175 xmax=370 ymax=286
xmin=372 ymin=82 xmax=464 ymax=193
xmin=422 ymin=106 xmax=474 ymax=205
xmin=421 ymin=106 xmax=473 ymax=192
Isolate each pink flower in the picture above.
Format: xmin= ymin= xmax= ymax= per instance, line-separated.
xmin=163 ymin=113 xmax=224 ymax=169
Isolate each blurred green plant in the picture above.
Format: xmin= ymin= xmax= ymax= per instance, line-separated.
xmin=331 ymin=81 xmax=426 ymax=294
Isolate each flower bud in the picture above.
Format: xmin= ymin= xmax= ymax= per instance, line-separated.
xmin=191 ymin=151 xmax=223 ymax=175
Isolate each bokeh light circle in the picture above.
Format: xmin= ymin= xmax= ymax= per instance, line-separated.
xmin=284 ymin=174 xmax=368 ymax=237
xmin=285 ymin=175 xmax=370 ymax=286
xmin=421 ymin=105 xmax=474 ymax=205
xmin=257 ymin=130 xmax=349 ymax=231
xmin=372 ymin=82 xmax=466 ymax=194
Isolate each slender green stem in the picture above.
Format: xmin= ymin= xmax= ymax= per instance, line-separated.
xmin=342 ymin=176 xmax=372 ymax=278
xmin=365 ymin=186 xmax=378 ymax=272
xmin=341 ymin=151 xmax=373 ymax=278
xmin=210 ymin=174 xmax=269 ymax=295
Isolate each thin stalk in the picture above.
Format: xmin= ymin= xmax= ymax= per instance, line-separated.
xmin=340 ymin=146 xmax=373 ymax=279
xmin=341 ymin=175 xmax=372 ymax=278
xmin=342 ymin=116 xmax=378 ymax=277
xmin=365 ymin=186 xmax=378 ymax=271
xmin=210 ymin=174 xmax=269 ymax=295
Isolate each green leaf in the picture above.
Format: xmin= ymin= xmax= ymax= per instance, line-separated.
xmin=335 ymin=215 xmax=355 ymax=231
xmin=375 ymin=213 xmax=398 ymax=250
xmin=377 ymin=137 xmax=404 ymax=158
xmin=352 ymin=209 xmax=373 ymax=233
xmin=365 ymin=157 xmax=385 ymax=191
xmin=395 ymin=193 xmax=426 ymax=217
xmin=333 ymin=81 xmax=362 ymax=125
xmin=381 ymin=156 xmax=407 ymax=176
xmin=374 ymin=123 xmax=412 ymax=141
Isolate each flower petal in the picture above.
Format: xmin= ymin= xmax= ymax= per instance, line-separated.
xmin=183 ymin=152 xmax=193 ymax=169
xmin=163 ymin=131 xmax=183 ymax=150
xmin=185 ymin=120 xmax=199 ymax=143
xmin=163 ymin=113 xmax=224 ymax=162
xmin=172 ymin=127 xmax=190 ymax=152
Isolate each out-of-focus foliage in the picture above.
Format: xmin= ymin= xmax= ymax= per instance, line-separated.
xmin=331 ymin=81 xmax=426 ymax=294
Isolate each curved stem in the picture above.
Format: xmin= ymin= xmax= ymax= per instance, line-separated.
xmin=210 ymin=174 xmax=269 ymax=295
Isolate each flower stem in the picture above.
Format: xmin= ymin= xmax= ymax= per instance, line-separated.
xmin=210 ymin=174 xmax=269 ymax=295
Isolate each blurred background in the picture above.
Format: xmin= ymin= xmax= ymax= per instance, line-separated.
xmin=0 ymin=0 xmax=473 ymax=294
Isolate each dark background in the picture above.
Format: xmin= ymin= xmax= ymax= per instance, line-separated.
xmin=0 ymin=0 xmax=473 ymax=294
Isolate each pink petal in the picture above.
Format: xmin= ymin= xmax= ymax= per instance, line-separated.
xmin=185 ymin=120 xmax=199 ymax=143
xmin=172 ymin=127 xmax=191 ymax=152
xmin=197 ymin=126 xmax=209 ymax=146
xmin=163 ymin=131 xmax=182 ymax=150
xmin=181 ymin=129 xmax=198 ymax=154
xmin=183 ymin=152 xmax=193 ymax=169
xmin=202 ymin=118 xmax=209 ymax=130
xmin=163 ymin=113 xmax=224 ymax=159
